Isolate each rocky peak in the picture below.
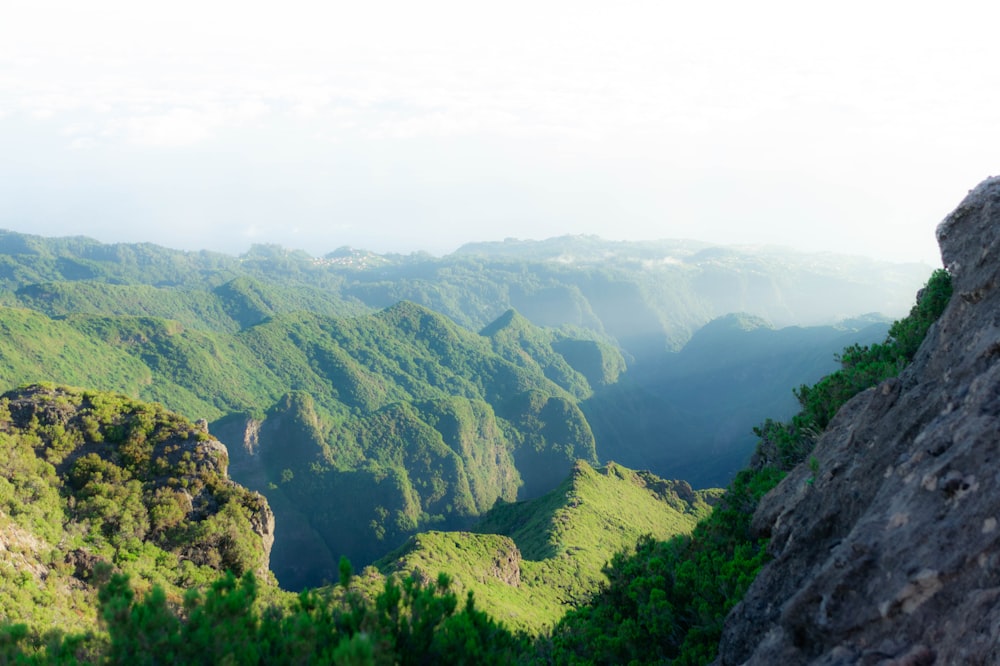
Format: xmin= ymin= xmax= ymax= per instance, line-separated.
xmin=717 ymin=177 xmax=1000 ymax=665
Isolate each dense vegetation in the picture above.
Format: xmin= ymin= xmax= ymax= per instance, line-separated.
xmin=0 ymin=290 xmax=906 ymax=585
xmin=0 ymin=390 xmax=713 ymax=661
xmin=0 ymin=384 xmax=274 ymax=649
xmin=3 ymin=565 xmax=532 ymax=665
xmin=217 ymin=303 xmax=605 ymax=586
xmin=0 ymin=229 xmax=948 ymax=663
xmin=0 ymin=299 xmax=609 ymax=587
xmin=375 ymin=461 xmax=719 ymax=634
xmin=0 ymin=269 xmax=894 ymax=589
xmin=0 ymin=230 xmax=932 ymax=582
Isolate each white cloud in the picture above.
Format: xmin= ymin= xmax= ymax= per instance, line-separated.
xmin=116 ymin=108 xmax=221 ymax=147
xmin=0 ymin=0 xmax=998 ymax=265
xmin=69 ymin=137 xmax=98 ymax=150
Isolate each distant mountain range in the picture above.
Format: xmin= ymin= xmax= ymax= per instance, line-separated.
xmin=584 ymin=312 xmax=892 ymax=488
xmin=0 ymin=229 xmax=930 ymax=357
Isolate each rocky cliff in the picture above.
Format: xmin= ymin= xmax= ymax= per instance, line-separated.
xmin=1 ymin=384 xmax=275 ymax=581
xmin=717 ymin=176 xmax=1000 ymax=664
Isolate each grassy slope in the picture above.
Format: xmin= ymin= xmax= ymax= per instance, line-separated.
xmin=0 ymin=307 xmax=279 ymax=420
xmin=376 ymin=460 xmax=719 ymax=634
xmin=0 ymin=307 xmax=147 ymax=389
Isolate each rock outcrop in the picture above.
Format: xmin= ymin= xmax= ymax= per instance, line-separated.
xmin=487 ymin=537 xmax=523 ymax=587
xmin=1 ymin=384 xmax=275 ymax=580
xmin=717 ymin=176 xmax=1000 ymax=665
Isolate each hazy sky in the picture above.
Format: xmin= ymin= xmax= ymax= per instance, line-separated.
xmin=3 ymin=1 xmax=998 ymax=264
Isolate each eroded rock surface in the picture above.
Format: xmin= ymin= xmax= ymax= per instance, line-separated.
xmin=717 ymin=177 xmax=1000 ymax=665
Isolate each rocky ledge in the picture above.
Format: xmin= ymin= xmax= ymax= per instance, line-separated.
xmin=717 ymin=177 xmax=1000 ymax=665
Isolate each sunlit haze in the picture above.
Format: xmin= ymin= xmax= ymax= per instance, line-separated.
xmin=3 ymin=0 xmax=999 ymax=265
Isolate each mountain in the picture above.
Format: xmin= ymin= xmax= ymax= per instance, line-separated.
xmin=0 ymin=291 xmax=886 ymax=588
xmin=0 ymin=229 xmax=930 ymax=358
xmin=0 ymin=227 xmax=935 ymax=597
xmin=0 ymin=267 xmax=903 ymax=590
xmin=0 ymin=384 xmax=274 ymax=637
xmin=715 ymin=176 xmax=1000 ymax=663
xmin=0 ymin=252 xmax=954 ymax=662
xmin=375 ymin=460 xmax=719 ymax=634
xmin=582 ymin=313 xmax=891 ymax=488
xmin=209 ymin=302 xmax=601 ymax=589
xmin=0 ymin=187 xmax=980 ymax=663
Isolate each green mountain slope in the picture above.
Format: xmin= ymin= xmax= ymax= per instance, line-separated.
xmin=220 ymin=305 xmax=601 ymax=588
xmin=0 ymin=295 xmax=604 ymax=590
xmin=583 ymin=314 xmax=892 ymax=488
xmin=0 ymin=296 xmax=898 ymax=592
xmin=0 ymin=306 xmax=283 ymax=420
xmin=66 ymin=315 xmax=286 ymax=417
xmin=482 ymin=309 xmax=625 ymax=398
xmin=0 ymin=307 xmax=154 ymax=397
xmin=376 ymin=460 xmax=719 ymax=634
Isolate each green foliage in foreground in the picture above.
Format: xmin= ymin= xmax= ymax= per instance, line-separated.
xmin=0 ymin=466 xmax=777 ymax=665
xmin=2 ymin=566 xmax=530 ymax=665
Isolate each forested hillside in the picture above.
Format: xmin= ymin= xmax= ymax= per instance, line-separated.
xmin=0 ymin=230 xmax=931 ymax=591
xmin=0 ymin=299 xmax=897 ymax=588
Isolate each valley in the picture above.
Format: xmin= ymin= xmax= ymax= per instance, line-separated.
xmin=0 ymin=228 xmax=948 ymax=663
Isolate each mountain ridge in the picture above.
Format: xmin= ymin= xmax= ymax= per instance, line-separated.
xmin=0 ymin=228 xmax=931 ymax=357
xmin=375 ymin=459 xmax=718 ymax=634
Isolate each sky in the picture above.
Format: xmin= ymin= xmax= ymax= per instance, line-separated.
xmin=2 ymin=1 xmax=999 ymax=265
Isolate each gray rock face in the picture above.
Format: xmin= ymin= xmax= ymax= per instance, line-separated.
xmin=489 ymin=538 xmax=522 ymax=587
xmin=716 ymin=177 xmax=1000 ymax=665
